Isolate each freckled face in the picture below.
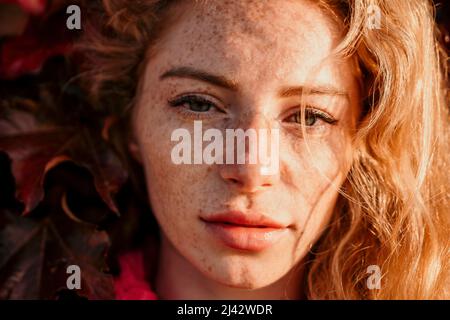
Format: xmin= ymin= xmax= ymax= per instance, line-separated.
xmin=133 ymin=0 xmax=360 ymax=289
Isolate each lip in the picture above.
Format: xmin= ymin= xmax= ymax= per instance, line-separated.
xmin=201 ymin=211 xmax=289 ymax=252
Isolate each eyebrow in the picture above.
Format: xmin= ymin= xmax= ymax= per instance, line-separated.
xmin=278 ymin=85 xmax=349 ymax=100
xmin=160 ymin=67 xmax=239 ymax=91
xmin=160 ymin=66 xmax=349 ymax=99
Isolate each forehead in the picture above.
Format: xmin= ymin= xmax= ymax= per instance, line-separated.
xmin=152 ymin=0 xmax=348 ymax=87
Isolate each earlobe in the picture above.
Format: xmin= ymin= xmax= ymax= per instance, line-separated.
xmin=129 ymin=141 xmax=143 ymax=163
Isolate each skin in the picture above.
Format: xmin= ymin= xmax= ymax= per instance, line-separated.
xmin=131 ymin=0 xmax=361 ymax=299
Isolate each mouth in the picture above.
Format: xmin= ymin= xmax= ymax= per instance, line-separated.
xmin=200 ymin=211 xmax=289 ymax=252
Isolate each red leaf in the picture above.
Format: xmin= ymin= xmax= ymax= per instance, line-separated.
xmin=0 ymin=204 xmax=115 ymax=299
xmin=0 ymin=0 xmax=47 ymax=15
xmin=0 ymin=3 xmax=29 ymax=37
xmin=0 ymin=108 xmax=127 ymax=215
xmin=0 ymin=9 xmax=74 ymax=79
xmin=0 ymin=38 xmax=72 ymax=79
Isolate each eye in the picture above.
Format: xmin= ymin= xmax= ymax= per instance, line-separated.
xmin=168 ymin=95 xmax=222 ymax=113
xmin=284 ymin=107 xmax=337 ymax=126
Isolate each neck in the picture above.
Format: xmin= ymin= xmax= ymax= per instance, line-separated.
xmin=155 ymin=236 xmax=305 ymax=300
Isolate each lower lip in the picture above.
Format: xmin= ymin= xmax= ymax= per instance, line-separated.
xmin=203 ymin=222 xmax=288 ymax=252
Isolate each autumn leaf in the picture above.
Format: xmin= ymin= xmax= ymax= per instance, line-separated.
xmin=0 ymin=0 xmax=47 ymax=15
xmin=0 ymin=6 xmax=139 ymax=300
xmin=0 ymin=198 xmax=115 ymax=299
xmin=0 ymin=64 xmax=128 ymax=305
xmin=0 ymin=3 xmax=29 ymax=37
xmin=0 ymin=0 xmax=83 ymax=80
xmin=0 ymin=104 xmax=127 ymax=215
xmin=0 ymin=13 xmax=74 ymax=79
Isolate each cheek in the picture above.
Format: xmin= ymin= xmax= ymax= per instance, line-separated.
xmin=285 ymin=137 xmax=348 ymax=190
xmin=138 ymin=140 xmax=203 ymax=251
xmin=281 ymin=129 xmax=352 ymax=228
xmin=134 ymin=100 xmax=184 ymax=221
xmin=133 ymin=100 xmax=214 ymax=249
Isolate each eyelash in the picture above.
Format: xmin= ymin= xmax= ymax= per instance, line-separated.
xmin=168 ymin=95 xmax=225 ymax=120
xmin=284 ymin=108 xmax=338 ymax=127
xmin=168 ymin=94 xmax=338 ymax=126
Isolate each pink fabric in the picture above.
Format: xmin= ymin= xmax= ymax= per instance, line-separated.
xmin=114 ymin=250 xmax=158 ymax=300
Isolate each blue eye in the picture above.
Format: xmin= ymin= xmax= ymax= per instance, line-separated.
xmin=285 ymin=108 xmax=337 ymax=126
xmin=169 ymin=95 xmax=218 ymax=112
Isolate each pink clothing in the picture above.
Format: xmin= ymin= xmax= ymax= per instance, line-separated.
xmin=114 ymin=250 xmax=158 ymax=300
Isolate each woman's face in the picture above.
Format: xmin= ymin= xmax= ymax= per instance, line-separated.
xmin=133 ymin=0 xmax=361 ymax=289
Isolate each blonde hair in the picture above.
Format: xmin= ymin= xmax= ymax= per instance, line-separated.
xmin=309 ymin=0 xmax=450 ymax=299
xmin=80 ymin=0 xmax=449 ymax=299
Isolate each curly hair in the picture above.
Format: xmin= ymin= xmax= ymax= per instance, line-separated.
xmin=79 ymin=0 xmax=450 ymax=299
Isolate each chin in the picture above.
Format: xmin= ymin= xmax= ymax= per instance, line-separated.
xmin=203 ymin=256 xmax=283 ymax=290
xmin=215 ymin=274 xmax=267 ymax=290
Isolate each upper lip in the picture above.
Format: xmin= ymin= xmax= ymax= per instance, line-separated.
xmin=201 ymin=210 xmax=287 ymax=228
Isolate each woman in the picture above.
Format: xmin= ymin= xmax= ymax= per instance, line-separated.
xmin=73 ymin=0 xmax=450 ymax=299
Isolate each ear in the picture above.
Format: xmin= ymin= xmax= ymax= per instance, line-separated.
xmin=129 ymin=138 xmax=143 ymax=163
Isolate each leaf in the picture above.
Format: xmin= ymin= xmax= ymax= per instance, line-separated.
xmin=0 ymin=202 xmax=115 ymax=299
xmin=0 ymin=6 xmax=74 ymax=79
xmin=0 ymin=0 xmax=47 ymax=15
xmin=0 ymin=3 xmax=29 ymax=37
xmin=0 ymin=107 xmax=127 ymax=215
xmin=0 ymin=11 xmax=127 ymax=215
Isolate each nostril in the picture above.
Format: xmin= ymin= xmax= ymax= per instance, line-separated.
xmin=228 ymin=178 xmax=240 ymax=184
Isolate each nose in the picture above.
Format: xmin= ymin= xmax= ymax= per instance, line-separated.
xmin=218 ymin=111 xmax=280 ymax=194
xmin=219 ymin=160 xmax=280 ymax=193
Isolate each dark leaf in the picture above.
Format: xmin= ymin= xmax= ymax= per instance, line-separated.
xmin=0 ymin=0 xmax=47 ymax=15
xmin=0 ymin=8 xmax=74 ymax=79
xmin=0 ymin=107 xmax=127 ymax=215
xmin=0 ymin=3 xmax=29 ymax=37
xmin=0 ymin=203 xmax=115 ymax=299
